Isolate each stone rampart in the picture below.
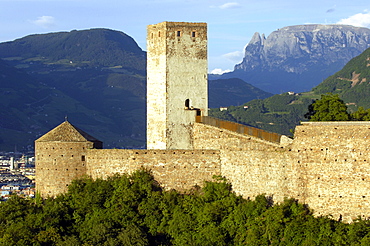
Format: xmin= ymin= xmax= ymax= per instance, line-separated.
xmin=193 ymin=122 xmax=281 ymax=151
xmin=36 ymin=120 xmax=370 ymax=222
xmin=291 ymin=122 xmax=370 ymax=221
xmin=194 ymin=122 xmax=295 ymax=201
xmin=86 ymin=149 xmax=221 ymax=191
xmin=193 ymin=121 xmax=370 ymax=222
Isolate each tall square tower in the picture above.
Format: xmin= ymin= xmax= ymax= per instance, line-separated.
xmin=147 ymin=22 xmax=208 ymax=150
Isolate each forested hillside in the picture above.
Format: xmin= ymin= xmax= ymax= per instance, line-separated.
xmin=1 ymin=170 xmax=370 ymax=245
xmin=208 ymin=78 xmax=272 ymax=108
xmin=312 ymin=46 xmax=370 ymax=109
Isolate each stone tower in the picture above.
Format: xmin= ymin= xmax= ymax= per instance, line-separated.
xmin=147 ymin=22 xmax=208 ymax=150
xmin=35 ymin=121 xmax=102 ymax=197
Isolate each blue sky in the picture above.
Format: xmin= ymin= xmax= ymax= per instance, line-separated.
xmin=1 ymin=0 xmax=370 ymax=74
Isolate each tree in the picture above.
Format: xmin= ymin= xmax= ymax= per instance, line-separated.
xmin=305 ymin=93 xmax=350 ymax=121
xmin=351 ymin=106 xmax=370 ymax=121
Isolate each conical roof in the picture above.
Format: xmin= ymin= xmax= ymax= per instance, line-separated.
xmin=36 ymin=121 xmax=101 ymax=142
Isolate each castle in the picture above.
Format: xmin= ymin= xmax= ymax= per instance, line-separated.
xmin=36 ymin=22 xmax=370 ymax=223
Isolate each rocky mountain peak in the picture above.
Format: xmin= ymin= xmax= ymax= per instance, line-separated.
xmin=236 ymin=24 xmax=370 ymax=74
xmin=225 ymin=24 xmax=370 ymax=93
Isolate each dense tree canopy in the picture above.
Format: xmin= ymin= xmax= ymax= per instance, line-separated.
xmin=305 ymin=93 xmax=350 ymax=121
xmin=1 ymin=170 xmax=370 ymax=245
xmin=351 ymin=106 xmax=370 ymax=121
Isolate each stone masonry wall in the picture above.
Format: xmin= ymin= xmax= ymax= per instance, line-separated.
xmin=220 ymin=149 xmax=294 ymax=203
xmin=86 ymin=149 xmax=221 ymax=192
xmin=291 ymin=122 xmax=370 ymax=222
xmin=194 ymin=122 xmax=295 ymax=203
xmin=35 ymin=141 xmax=93 ymax=197
xmin=193 ymin=123 xmax=280 ymax=151
xmin=194 ymin=121 xmax=370 ymax=222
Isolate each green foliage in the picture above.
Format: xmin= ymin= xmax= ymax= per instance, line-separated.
xmin=1 ymin=170 xmax=370 ymax=245
xmin=351 ymin=107 xmax=370 ymax=121
xmin=306 ymin=93 xmax=350 ymax=121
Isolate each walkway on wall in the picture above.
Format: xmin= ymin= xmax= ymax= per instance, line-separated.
xmin=196 ymin=116 xmax=282 ymax=144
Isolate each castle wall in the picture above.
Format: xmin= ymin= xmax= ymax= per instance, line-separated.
xmin=194 ymin=121 xmax=370 ymax=222
xmin=291 ymin=122 xmax=370 ymax=221
xmin=219 ymin=149 xmax=294 ymax=203
xmin=86 ymin=149 xmax=221 ymax=192
xmin=193 ymin=122 xmax=280 ymax=151
xmin=35 ymin=119 xmax=370 ymax=222
xmin=194 ymin=122 xmax=295 ymax=202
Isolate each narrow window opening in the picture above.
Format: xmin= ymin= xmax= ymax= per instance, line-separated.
xmin=158 ymin=31 xmax=161 ymax=37
xmin=192 ymin=31 xmax=196 ymax=37
xmin=81 ymin=155 xmax=85 ymax=161
xmin=185 ymin=99 xmax=190 ymax=109
xmin=177 ymin=31 xmax=181 ymax=37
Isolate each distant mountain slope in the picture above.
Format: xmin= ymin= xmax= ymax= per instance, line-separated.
xmin=0 ymin=28 xmax=145 ymax=70
xmin=211 ymin=46 xmax=370 ymax=136
xmin=312 ymin=47 xmax=370 ymax=108
xmin=0 ymin=58 xmax=139 ymax=151
xmin=220 ymin=25 xmax=370 ymax=94
xmin=0 ymin=29 xmax=148 ymax=151
xmin=208 ymin=78 xmax=272 ymax=108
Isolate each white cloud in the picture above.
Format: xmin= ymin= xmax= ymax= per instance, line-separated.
xmin=31 ymin=16 xmax=56 ymax=28
xmin=210 ymin=68 xmax=232 ymax=75
xmin=213 ymin=2 xmax=241 ymax=9
xmin=337 ymin=12 xmax=370 ymax=28
xmin=222 ymin=50 xmax=243 ymax=63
